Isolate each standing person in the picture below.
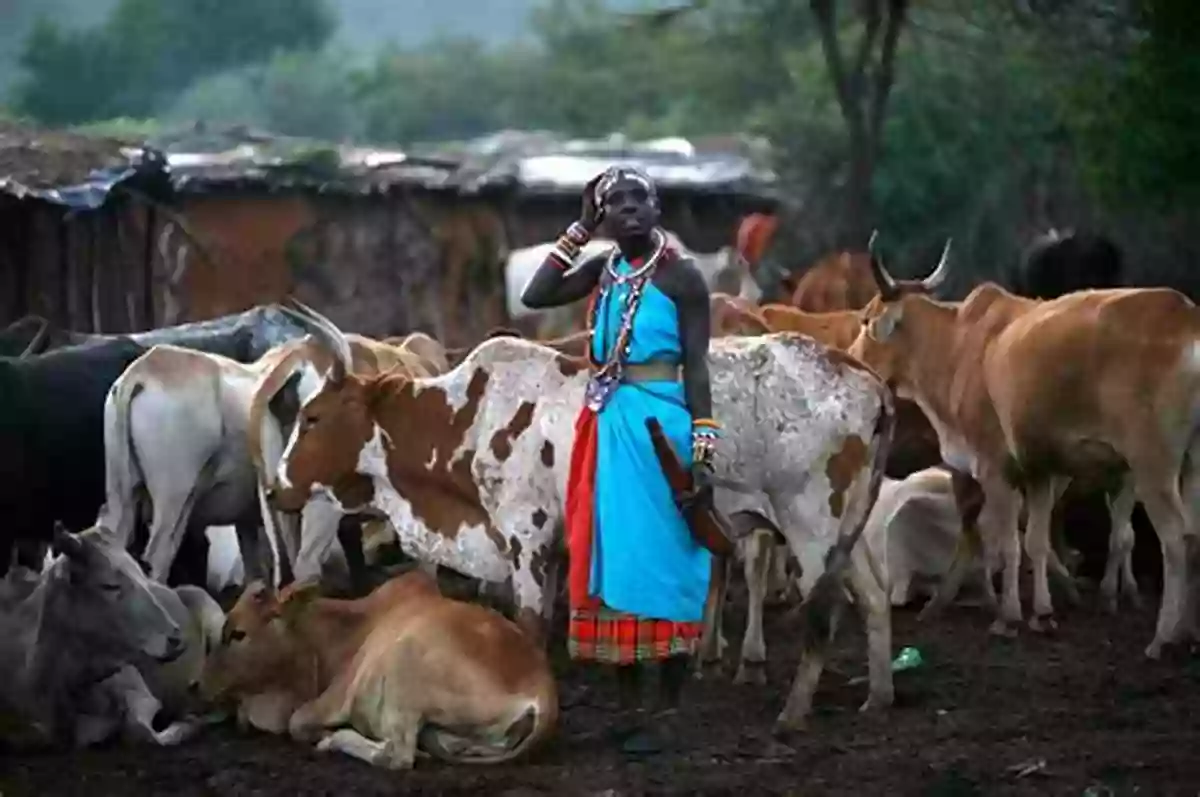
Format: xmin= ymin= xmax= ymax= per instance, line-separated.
xmin=521 ymin=167 xmax=720 ymax=755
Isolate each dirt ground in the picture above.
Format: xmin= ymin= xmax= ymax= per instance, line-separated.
xmin=4 ymin=583 xmax=1200 ymax=797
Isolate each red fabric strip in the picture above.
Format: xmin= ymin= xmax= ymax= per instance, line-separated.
xmin=566 ymin=404 xmax=600 ymax=610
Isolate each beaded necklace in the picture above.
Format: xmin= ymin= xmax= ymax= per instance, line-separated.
xmin=583 ymin=228 xmax=668 ymax=413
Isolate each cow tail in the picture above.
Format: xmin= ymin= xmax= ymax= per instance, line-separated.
xmin=418 ymin=675 xmax=559 ymax=765
xmin=799 ymin=386 xmax=895 ymax=653
xmin=99 ymin=372 xmax=147 ymax=545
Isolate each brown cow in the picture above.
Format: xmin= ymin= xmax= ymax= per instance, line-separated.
xmin=784 ymin=250 xmax=877 ymax=313
xmin=849 ymin=240 xmax=1200 ymax=658
xmin=199 ymin=572 xmax=558 ymax=768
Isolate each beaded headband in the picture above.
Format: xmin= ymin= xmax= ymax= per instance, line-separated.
xmin=594 ymin=166 xmax=659 ymax=210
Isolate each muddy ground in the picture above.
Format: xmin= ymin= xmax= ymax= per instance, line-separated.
xmin=5 ymin=582 xmax=1200 ymax=797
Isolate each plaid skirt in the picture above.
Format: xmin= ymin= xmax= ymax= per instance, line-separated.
xmin=568 ymin=603 xmax=703 ymax=665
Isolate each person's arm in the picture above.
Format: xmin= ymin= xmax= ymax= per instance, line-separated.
xmin=522 ymin=174 xmax=609 ymax=309
xmin=520 ymin=244 xmax=606 ymax=308
xmin=656 ymin=257 xmax=720 ymax=466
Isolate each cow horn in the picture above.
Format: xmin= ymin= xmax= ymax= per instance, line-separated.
xmin=51 ymin=521 xmax=85 ymax=559
xmin=866 ymin=229 xmax=899 ymax=299
xmin=18 ymin=317 xmax=49 ymax=360
xmin=922 ymin=238 xmax=952 ymax=292
xmin=283 ymin=298 xmax=352 ymax=383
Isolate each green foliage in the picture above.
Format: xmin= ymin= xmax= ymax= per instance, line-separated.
xmin=13 ymin=0 xmax=335 ymax=124
xmin=167 ymin=49 xmax=362 ymax=141
xmin=1062 ymin=0 xmax=1200 ymax=210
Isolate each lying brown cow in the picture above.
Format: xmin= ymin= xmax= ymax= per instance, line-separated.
xmin=200 ymin=571 xmax=558 ymax=769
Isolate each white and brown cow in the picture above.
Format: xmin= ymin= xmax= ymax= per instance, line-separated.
xmin=99 ymin=333 xmax=433 ymax=589
xmin=264 ymin=300 xmax=895 ymax=731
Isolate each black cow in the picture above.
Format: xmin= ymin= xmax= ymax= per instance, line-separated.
xmin=1011 ymin=229 xmax=1124 ymax=300
xmin=0 ymin=306 xmax=312 ymax=583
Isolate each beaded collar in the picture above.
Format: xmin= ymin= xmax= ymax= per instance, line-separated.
xmin=583 ymin=229 xmax=670 ymax=412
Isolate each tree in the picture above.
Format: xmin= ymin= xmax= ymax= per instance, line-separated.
xmin=14 ymin=0 xmax=335 ymax=124
xmin=809 ymin=0 xmax=909 ymax=245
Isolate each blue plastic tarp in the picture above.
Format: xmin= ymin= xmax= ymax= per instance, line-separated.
xmin=0 ymin=151 xmax=165 ymax=211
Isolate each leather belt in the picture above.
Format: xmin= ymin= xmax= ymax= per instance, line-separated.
xmin=621 ymin=362 xmax=682 ymax=383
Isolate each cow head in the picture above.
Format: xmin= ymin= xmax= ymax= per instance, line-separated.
xmin=267 ymin=300 xmax=387 ymax=514
xmin=42 ymin=523 xmax=185 ymax=665
xmin=848 ymin=232 xmax=952 ymax=390
xmin=199 ymin=580 xmax=293 ymax=705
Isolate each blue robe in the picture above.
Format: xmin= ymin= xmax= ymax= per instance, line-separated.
xmin=585 ymin=257 xmax=713 ymax=622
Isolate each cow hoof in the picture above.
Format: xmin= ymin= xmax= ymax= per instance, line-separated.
xmin=1028 ymin=614 xmax=1057 ymax=633
xmin=734 ymin=661 xmax=767 ymax=686
xmin=694 ymin=659 xmax=724 ymax=681
xmin=917 ymin=598 xmax=948 ymax=623
xmin=155 ymin=721 xmax=197 ymax=747
xmin=771 ymin=715 xmax=807 ymax=736
xmin=988 ymin=619 xmax=1018 ymax=638
xmin=1144 ymin=641 xmax=1163 ymax=660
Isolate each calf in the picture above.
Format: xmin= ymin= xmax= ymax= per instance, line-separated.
xmin=850 ymin=241 xmax=1200 ymax=657
xmin=265 ymin=300 xmax=895 ymax=730
xmin=0 ymin=524 xmax=186 ymax=748
xmin=200 ymin=572 xmax=558 ymax=769
xmin=862 ymin=467 xmax=991 ymax=607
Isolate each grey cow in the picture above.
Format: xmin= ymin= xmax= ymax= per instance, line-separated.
xmin=0 ymin=524 xmax=203 ymax=748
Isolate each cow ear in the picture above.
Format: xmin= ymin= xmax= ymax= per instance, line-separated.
xmin=278 ymin=580 xmax=322 ymax=626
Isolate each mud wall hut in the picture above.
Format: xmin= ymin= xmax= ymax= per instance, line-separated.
xmin=0 ymin=121 xmax=172 ymax=333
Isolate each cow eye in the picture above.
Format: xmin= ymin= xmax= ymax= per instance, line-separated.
xmin=228 ymin=629 xmax=246 ymax=643
xmin=305 ymin=414 xmax=320 ymax=426
xmin=100 ymin=583 xmax=122 ymax=593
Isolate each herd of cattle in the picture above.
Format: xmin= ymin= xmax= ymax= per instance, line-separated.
xmin=2 ymin=224 xmax=1188 ymax=773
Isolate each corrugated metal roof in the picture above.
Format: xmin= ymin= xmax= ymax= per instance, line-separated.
xmin=0 ymin=121 xmax=167 ymax=209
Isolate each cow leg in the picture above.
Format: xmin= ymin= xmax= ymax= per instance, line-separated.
xmin=166 ymin=524 xmax=211 ymax=589
xmin=735 ymin=527 xmax=774 ymax=685
xmin=336 ymin=517 xmax=370 ymax=595
xmin=510 ymin=538 xmax=554 ymax=646
xmin=234 ymin=518 xmax=274 ymax=587
xmin=289 ymin=670 xmax=355 ymax=743
xmin=1137 ymin=476 xmax=1190 ymax=659
xmin=765 ymin=540 xmax=795 ymax=606
xmin=101 ymin=665 xmax=199 ymax=746
xmin=1025 ymin=477 xmax=1067 ymax=632
xmin=846 ymin=541 xmax=894 ymax=713
xmin=143 ymin=483 xmax=204 ymax=584
xmin=696 ymin=554 xmax=729 ymax=679
xmin=317 ymin=709 xmax=421 ymax=771
xmin=1100 ymin=477 xmax=1140 ymax=613
xmin=990 ymin=486 xmax=1025 ymax=636
xmin=919 ymin=472 xmax=995 ymax=621
xmin=774 ymin=574 xmax=847 ymax=733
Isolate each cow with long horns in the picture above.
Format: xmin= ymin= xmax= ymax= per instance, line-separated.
xmin=849 ymin=236 xmax=1200 ymax=658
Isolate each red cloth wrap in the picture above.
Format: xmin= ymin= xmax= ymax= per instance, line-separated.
xmin=566 ymin=404 xmax=600 ymax=611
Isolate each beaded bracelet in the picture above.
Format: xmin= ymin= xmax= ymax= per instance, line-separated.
xmin=692 ymin=418 xmax=722 ymax=433
xmin=549 ymin=221 xmax=593 ymax=269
